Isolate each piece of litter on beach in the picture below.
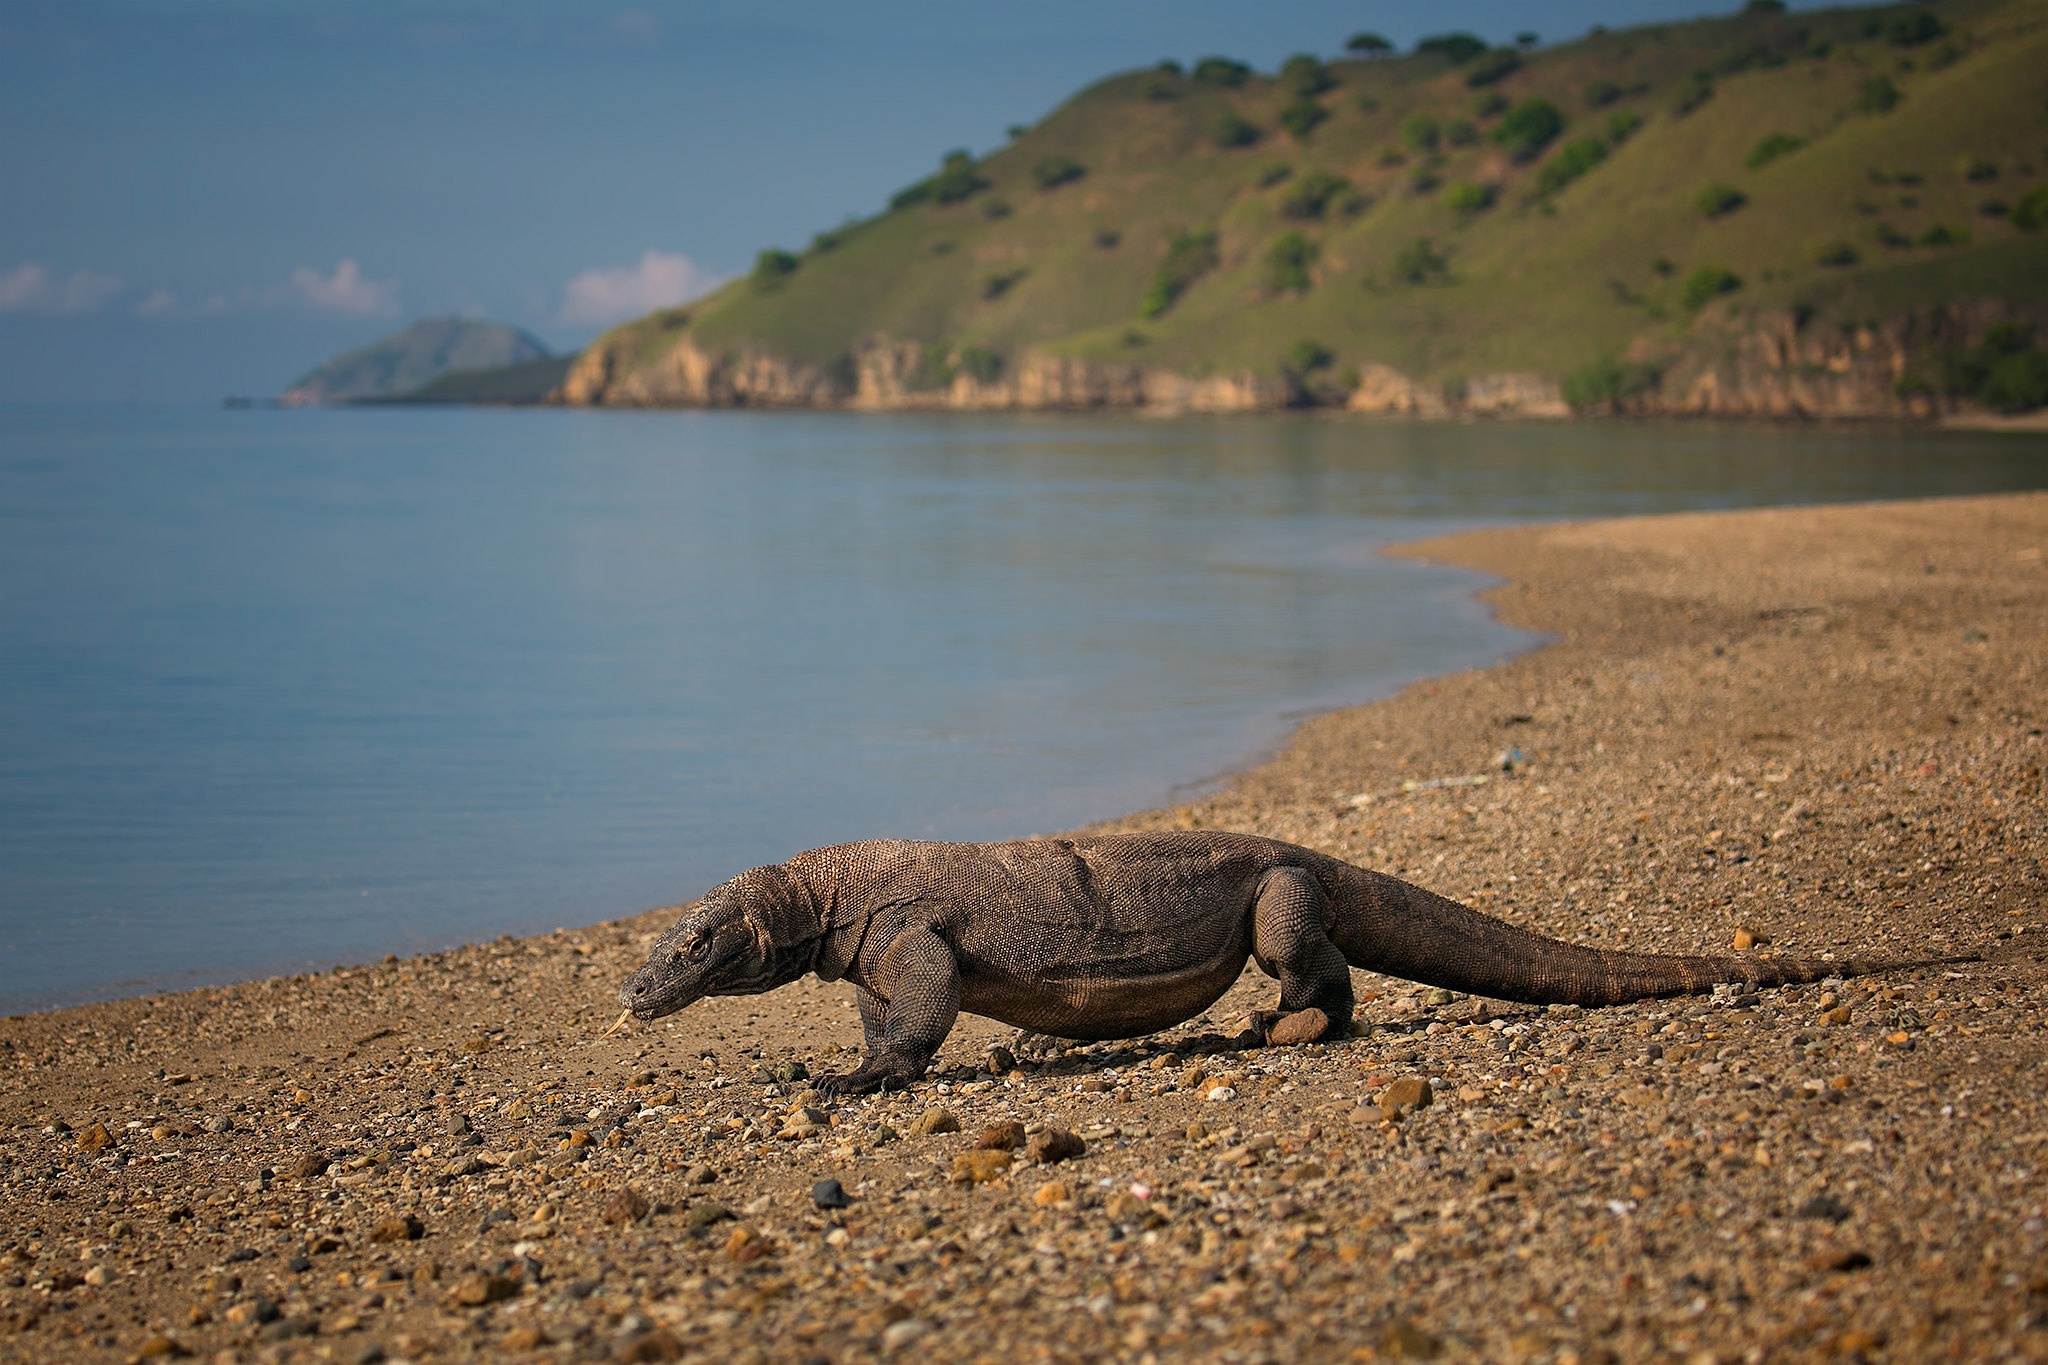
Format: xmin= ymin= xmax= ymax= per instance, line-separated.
xmin=602 ymin=1009 xmax=633 ymax=1037
xmin=1401 ymin=775 xmax=1491 ymax=794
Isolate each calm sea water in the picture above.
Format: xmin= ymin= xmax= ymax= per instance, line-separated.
xmin=2 ymin=405 xmax=2042 ymax=1011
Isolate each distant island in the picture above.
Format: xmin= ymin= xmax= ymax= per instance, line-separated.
xmin=549 ymin=0 xmax=2046 ymax=420
xmin=280 ymin=318 xmax=570 ymax=406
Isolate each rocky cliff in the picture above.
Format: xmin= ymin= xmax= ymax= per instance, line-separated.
xmin=553 ymin=303 xmax=2042 ymax=421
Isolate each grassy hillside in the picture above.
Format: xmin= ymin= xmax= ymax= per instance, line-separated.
xmin=382 ymin=355 xmax=575 ymax=405
xmin=577 ymin=0 xmax=2048 ymax=412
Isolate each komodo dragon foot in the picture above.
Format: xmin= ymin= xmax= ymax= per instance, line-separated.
xmin=1245 ymin=1007 xmax=1345 ymax=1047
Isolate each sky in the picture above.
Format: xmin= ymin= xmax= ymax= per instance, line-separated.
xmin=2 ymin=0 xmax=1787 ymax=401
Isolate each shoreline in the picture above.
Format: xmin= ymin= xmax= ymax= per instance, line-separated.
xmin=3 ymin=492 xmax=2044 ymax=1363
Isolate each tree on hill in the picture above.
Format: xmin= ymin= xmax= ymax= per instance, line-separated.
xmin=1279 ymin=99 xmax=1329 ymax=139
xmin=890 ymin=151 xmax=991 ymax=210
xmin=1465 ymin=50 xmax=1522 ymax=87
xmin=1139 ymin=228 xmax=1220 ymax=318
xmin=1032 ymin=156 xmax=1086 ymax=190
xmin=1416 ymin=33 xmax=1488 ymax=64
xmin=1192 ymin=57 xmax=1250 ymax=87
xmin=1280 ymin=55 xmax=1335 ymax=97
xmin=1264 ymin=233 xmax=1318 ymax=294
xmin=1211 ymin=113 xmax=1261 ymax=149
xmin=1281 ymin=171 xmax=1354 ymax=220
xmin=1346 ymin=33 xmax=1393 ymax=56
xmin=1493 ymin=98 xmax=1564 ymax=161
xmin=751 ymin=250 xmax=799 ymax=290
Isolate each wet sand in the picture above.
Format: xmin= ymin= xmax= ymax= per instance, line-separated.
xmin=3 ymin=491 xmax=2045 ymax=1365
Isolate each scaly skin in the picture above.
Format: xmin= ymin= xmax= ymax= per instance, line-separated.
xmin=619 ymin=831 xmax=1963 ymax=1095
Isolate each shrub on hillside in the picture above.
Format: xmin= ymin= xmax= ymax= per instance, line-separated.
xmin=1280 ymin=171 xmax=1353 ymax=220
xmin=891 ymin=151 xmax=990 ymax=209
xmin=1279 ymin=100 xmax=1329 ymax=139
xmin=1672 ymin=75 xmax=1715 ymax=117
xmin=956 ymin=346 xmax=1003 ymax=384
xmin=1465 ymin=49 xmax=1522 ymax=87
xmin=982 ymin=269 xmax=1026 ymax=300
xmin=1280 ymin=55 xmax=1334 ymax=97
xmin=751 ymin=249 xmax=799 ymax=290
xmin=1982 ymin=349 xmax=2048 ymax=413
xmin=1535 ymin=137 xmax=1609 ymax=196
xmin=1813 ymin=240 xmax=1860 ymax=267
xmin=1562 ymin=356 xmax=1663 ymax=410
xmin=1444 ymin=181 xmax=1497 ymax=217
xmin=1746 ymin=133 xmax=1804 ymax=171
xmin=1264 ymin=233 xmax=1319 ymax=294
xmin=1584 ymin=79 xmax=1623 ymax=108
xmin=1193 ymin=57 xmax=1251 ymax=87
xmin=1858 ymin=77 xmax=1902 ymax=115
xmin=1472 ymin=91 xmax=1508 ymax=119
xmin=1888 ymin=10 xmax=1945 ymax=46
xmin=1032 ymin=156 xmax=1086 ymax=190
xmin=2014 ymin=187 xmax=2048 ymax=232
xmin=1680 ymin=264 xmax=1742 ymax=310
xmin=1924 ymin=323 xmax=2048 ymax=413
xmin=1392 ymin=237 xmax=1448 ymax=284
xmin=1918 ymin=223 xmax=1966 ymax=247
xmin=1696 ymin=183 xmax=1748 ymax=219
xmin=1140 ymin=74 xmax=1179 ymax=101
xmin=1400 ymin=114 xmax=1441 ymax=154
xmin=1416 ymin=33 xmax=1487 ymax=64
xmin=1138 ymin=228 xmax=1220 ymax=318
xmin=1346 ymin=32 xmax=1393 ymax=55
xmin=1444 ymin=118 xmax=1479 ymax=147
xmin=1605 ymin=111 xmax=1643 ymax=143
xmin=983 ymin=198 xmax=1013 ymax=221
xmin=1211 ymin=113 xmax=1261 ymax=149
xmin=1285 ymin=338 xmax=1334 ymax=374
xmin=1492 ymin=98 xmax=1564 ymax=162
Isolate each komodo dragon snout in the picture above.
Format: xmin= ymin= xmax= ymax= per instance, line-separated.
xmin=621 ymin=865 xmax=814 ymax=1021
xmin=617 ymin=832 xmax=1974 ymax=1097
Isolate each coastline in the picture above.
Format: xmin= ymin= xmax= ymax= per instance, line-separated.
xmin=3 ymin=492 xmax=2045 ymax=1363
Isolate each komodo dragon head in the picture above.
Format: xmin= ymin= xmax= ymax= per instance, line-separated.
xmin=620 ymin=863 xmax=817 ymax=1020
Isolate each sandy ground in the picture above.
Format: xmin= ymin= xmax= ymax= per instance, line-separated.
xmin=3 ymin=491 xmax=2046 ymax=1365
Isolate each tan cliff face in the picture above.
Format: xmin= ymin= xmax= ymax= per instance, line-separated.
xmin=554 ymin=306 xmax=2029 ymax=422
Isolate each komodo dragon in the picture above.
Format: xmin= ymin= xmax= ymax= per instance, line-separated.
xmin=619 ymin=831 xmax=1956 ymax=1096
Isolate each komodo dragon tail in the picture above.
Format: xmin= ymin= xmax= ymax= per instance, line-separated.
xmin=1324 ymin=866 xmax=1974 ymax=1006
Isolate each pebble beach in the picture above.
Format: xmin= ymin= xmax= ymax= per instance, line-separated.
xmin=3 ymin=490 xmax=2045 ymax=1365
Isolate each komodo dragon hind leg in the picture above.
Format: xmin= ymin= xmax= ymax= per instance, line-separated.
xmin=1250 ymin=866 xmax=1355 ymax=1044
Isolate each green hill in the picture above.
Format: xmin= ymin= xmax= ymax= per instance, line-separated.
xmin=560 ymin=0 xmax=2048 ymax=418
xmin=282 ymin=318 xmax=552 ymax=405
xmin=379 ymin=355 xmax=576 ymax=406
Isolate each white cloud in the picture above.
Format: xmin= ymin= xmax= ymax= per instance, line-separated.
xmin=0 ymin=262 xmax=125 ymax=314
xmin=282 ymin=259 xmax=400 ymax=318
xmin=135 ymin=288 xmax=178 ymax=317
xmin=59 ymin=270 xmax=123 ymax=313
xmin=559 ymin=250 xmax=715 ymax=326
xmin=187 ymin=259 xmax=401 ymax=320
xmin=0 ymin=264 xmax=50 ymax=310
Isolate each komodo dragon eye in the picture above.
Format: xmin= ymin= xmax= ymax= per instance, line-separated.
xmin=673 ymin=935 xmax=711 ymax=966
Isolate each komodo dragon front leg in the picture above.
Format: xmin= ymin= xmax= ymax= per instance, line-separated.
xmin=1244 ymin=865 xmax=1356 ymax=1044
xmin=817 ymin=925 xmax=960 ymax=1097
